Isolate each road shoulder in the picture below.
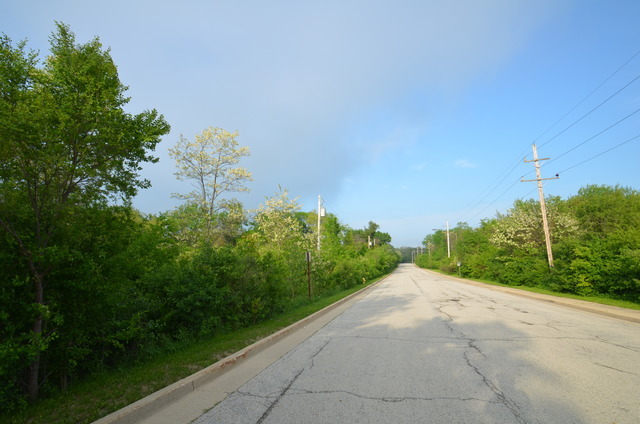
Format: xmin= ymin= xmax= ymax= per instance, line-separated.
xmin=93 ymin=277 xmax=389 ymax=424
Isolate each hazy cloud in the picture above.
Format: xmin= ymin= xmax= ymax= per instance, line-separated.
xmin=2 ymin=0 xmax=568 ymax=245
xmin=454 ymin=159 xmax=477 ymax=169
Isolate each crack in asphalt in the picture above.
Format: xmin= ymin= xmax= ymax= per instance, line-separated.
xmin=463 ymin=350 xmax=528 ymax=424
xmin=467 ymin=338 xmax=486 ymax=358
xmin=287 ymin=388 xmax=503 ymax=406
xmin=332 ymin=333 xmax=464 ymax=346
xmin=594 ymin=335 xmax=640 ymax=353
xmin=235 ymin=339 xmax=332 ymax=423
xmin=592 ymin=361 xmax=638 ymax=376
xmin=434 ymin=303 xmax=455 ymax=323
xmin=255 ymin=368 xmax=304 ymax=424
xmin=420 ymin=282 xmax=529 ymax=423
xmin=197 ymin=268 xmax=639 ymax=424
xmin=308 ymin=339 xmax=330 ymax=371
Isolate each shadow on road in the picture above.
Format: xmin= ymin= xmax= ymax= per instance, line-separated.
xmin=198 ymin=264 xmax=636 ymax=423
xmin=297 ymin=264 xmax=587 ymax=423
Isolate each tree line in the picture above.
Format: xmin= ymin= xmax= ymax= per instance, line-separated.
xmin=0 ymin=24 xmax=399 ymax=411
xmin=417 ymin=184 xmax=640 ymax=301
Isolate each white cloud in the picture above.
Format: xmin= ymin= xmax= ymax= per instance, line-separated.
xmin=454 ymin=159 xmax=477 ymax=169
xmin=411 ymin=162 xmax=427 ymax=171
xmin=1 ymin=0 xmax=562 ymax=216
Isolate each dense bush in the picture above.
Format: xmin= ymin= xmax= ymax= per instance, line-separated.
xmin=418 ymin=185 xmax=640 ymax=302
xmin=0 ymin=23 xmax=399 ymax=414
xmin=0 ymin=198 xmax=399 ymax=413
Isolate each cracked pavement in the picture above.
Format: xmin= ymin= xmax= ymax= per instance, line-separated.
xmin=192 ymin=264 xmax=640 ymax=424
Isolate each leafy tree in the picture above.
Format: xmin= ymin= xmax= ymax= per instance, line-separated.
xmin=490 ymin=197 xmax=580 ymax=254
xmin=248 ymin=187 xmax=314 ymax=298
xmin=567 ymin=185 xmax=640 ymax=237
xmin=366 ymin=221 xmax=380 ymax=240
xmin=165 ymin=199 xmax=247 ymax=247
xmin=419 ymin=230 xmax=449 ymax=269
xmin=556 ymin=185 xmax=640 ymax=297
xmin=343 ymin=221 xmax=390 ymax=249
xmin=320 ymin=213 xmax=348 ymax=256
xmin=251 ymin=187 xmax=312 ymax=249
xmin=374 ymin=231 xmax=392 ymax=245
xmin=415 ymin=185 xmax=639 ymax=299
xmin=0 ymin=23 xmax=169 ymax=402
xmin=168 ymin=126 xmax=252 ymax=243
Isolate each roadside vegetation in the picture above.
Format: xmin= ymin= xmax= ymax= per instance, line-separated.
xmin=3 ymin=277 xmax=387 ymax=424
xmin=4 ymin=22 xmax=638 ymax=423
xmin=416 ymin=184 xmax=640 ymax=305
xmin=0 ymin=24 xmax=399 ymax=418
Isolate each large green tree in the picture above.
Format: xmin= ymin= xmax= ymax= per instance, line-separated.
xmin=0 ymin=23 xmax=169 ymax=402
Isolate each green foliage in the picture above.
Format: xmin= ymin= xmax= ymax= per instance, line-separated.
xmin=568 ymin=185 xmax=640 ymax=236
xmin=0 ymin=23 xmax=395 ymax=417
xmin=0 ymin=23 xmax=169 ymax=405
xmin=343 ymin=220 xmax=392 ymax=248
xmin=168 ymin=127 xmax=252 ymax=245
xmin=0 ymin=181 xmax=398 ymax=414
xmin=4 ymin=278 xmax=387 ymax=424
xmin=416 ymin=185 xmax=640 ymax=303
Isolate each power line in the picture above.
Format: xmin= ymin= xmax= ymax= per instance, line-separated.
xmin=451 ymin=48 xmax=640 ymax=225
xmin=531 ymin=48 xmax=640 ymax=147
xmin=537 ymin=72 xmax=640 ymax=152
xmin=543 ymin=106 xmax=640 ymax=168
xmin=463 ymin=176 xmax=522 ymax=223
xmin=455 ymin=158 xmax=522 ymax=223
xmin=554 ymin=133 xmax=640 ymax=175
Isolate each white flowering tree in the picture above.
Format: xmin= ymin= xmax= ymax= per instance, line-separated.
xmin=250 ymin=187 xmax=315 ymax=297
xmin=169 ymin=127 xmax=252 ymax=244
xmin=490 ymin=197 xmax=580 ymax=253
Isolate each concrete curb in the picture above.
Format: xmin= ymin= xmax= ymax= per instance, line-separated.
xmin=417 ymin=266 xmax=640 ymax=324
xmin=93 ymin=275 xmax=390 ymax=424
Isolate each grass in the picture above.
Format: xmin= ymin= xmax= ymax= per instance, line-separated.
xmin=423 ymin=267 xmax=640 ymax=311
xmin=3 ymin=278 xmax=383 ymax=424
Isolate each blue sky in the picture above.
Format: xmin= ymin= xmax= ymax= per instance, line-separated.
xmin=3 ymin=1 xmax=640 ymax=247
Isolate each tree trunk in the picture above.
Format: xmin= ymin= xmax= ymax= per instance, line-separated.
xmin=27 ymin=272 xmax=45 ymax=403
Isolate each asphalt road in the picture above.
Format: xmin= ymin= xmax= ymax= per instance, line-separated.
xmin=191 ymin=263 xmax=640 ymax=424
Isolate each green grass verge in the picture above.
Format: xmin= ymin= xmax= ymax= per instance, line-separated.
xmin=3 ymin=277 xmax=384 ymax=424
xmin=421 ymin=267 xmax=640 ymax=311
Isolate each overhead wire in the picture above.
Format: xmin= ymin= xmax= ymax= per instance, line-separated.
xmin=450 ymin=48 xmax=640 ymax=227
xmin=541 ymin=106 xmax=640 ymax=169
xmin=517 ymin=70 xmax=640 ymax=182
xmin=463 ymin=176 xmax=523 ymax=223
xmin=553 ymin=133 xmax=640 ymax=176
xmin=454 ymin=158 xmax=522 ymax=223
xmin=533 ymin=48 xmax=640 ymax=148
xmin=537 ymin=70 xmax=640 ymax=150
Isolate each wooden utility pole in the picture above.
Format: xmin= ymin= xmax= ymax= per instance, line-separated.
xmin=522 ymin=144 xmax=559 ymax=268
xmin=317 ymin=195 xmax=321 ymax=250
xmin=317 ymin=195 xmax=325 ymax=250
xmin=446 ymin=221 xmax=451 ymax=259
xmin=306 ymin=251 xmax=312 ymax=299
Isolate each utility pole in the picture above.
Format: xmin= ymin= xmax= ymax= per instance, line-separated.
xmin=305 ymin=251 xmax=312 ymax=299
xmin=316 ymin=195 xmax=325 ymax=250
xmin=522 ymin=144 xmax=559 ymax=268
xmin=446 ymin=221 xmax=451 ymax=259
xmin=432 ymin=223 xmax=451 ymax=258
